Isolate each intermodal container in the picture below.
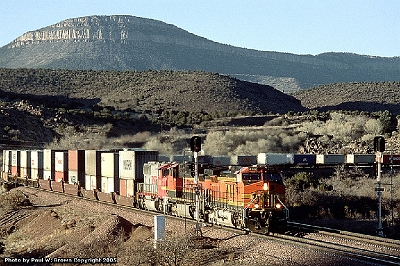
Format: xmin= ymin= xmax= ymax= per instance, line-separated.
xmin=11 ymin=150 xmax=20 ymax=176
xmin=230 ymin=155 xmax=257 ymax=166
xmin=378 ymin=154 xmax=400 ymax=165
xmin=346 ymin=154 xmax=375 ymax=164
xmin=85 ymin=150 xmax=102 ymax=189
xmin=119 ymin=178 xmax=135 ymax=197
xmin=85 ymin=174 xmax=98 ymax=191
xmin=101 ymin=152 xmax=119 ymax=193
xmin=55 ymin=151 xmax=68 ymax=182
xmin=30 ymin=150 xmax=44 ymax=180
xmin=293 ymin=154 xmax=316 ymax=165
xmin=171 ymin=154 xmax=192 ymax=163
xmin=257 ymin=153 xmax=293 ymax=165
xmin=196 ymin=155 xmax=213 ymax=165
xmin=68 ymin=150 xmax=85 ymax=185
xmin=212 ymin=156 xmax=231 ymax=166
xmin=316 ymin=154 xmax=345 ymax=164
xmin=43 ymin=149 xmax=56 ymax=180
xmin=2 ymin=150 xmax=11 ymax=174
xmin=119 ymin=149 xmax=158 ymax=181
xmin=20 ymin=150 xmax=31 ymax=178
xmin=158 ymin=155 xmax=171 ymax=162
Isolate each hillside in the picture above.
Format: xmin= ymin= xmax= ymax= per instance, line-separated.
xmin=293 ymin=81 xmax=400 ymax=115
xmin=0 ymin=68 xmax=306 ymax=147
xmin=0 ymin=68 xmax=304 ymax=114
xmin=1 ymin=15 xmax=399 ymax=90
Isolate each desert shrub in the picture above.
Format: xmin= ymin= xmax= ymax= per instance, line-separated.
xmin=0 ymin=189 xmax=31 ymax=212
xmin=297 ymin=111 xmax=383 ymax=143
xmin=287 ymin=172 xmax=319 ymax=191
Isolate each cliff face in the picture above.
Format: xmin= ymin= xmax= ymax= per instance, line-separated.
xmin=1 ymin=15 xmax=400 ymax=90
xmin=9 ymin=15 xmax=221 ymax=51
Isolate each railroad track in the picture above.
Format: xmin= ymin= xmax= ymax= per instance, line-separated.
xmin=5 ymin=183 xmax=400 ymax=265
xmin=279 ymin=221 xmax=400 ymax=265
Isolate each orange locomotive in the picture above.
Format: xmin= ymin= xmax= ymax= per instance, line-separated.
xmin=137 ymin=162 xmax=288 ymax=233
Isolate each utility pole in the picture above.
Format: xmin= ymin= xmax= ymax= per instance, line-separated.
xmin=190 ymin=136 xmax=202 ymax=237
xmin=374 ymin=136 xmax=385 ymax=237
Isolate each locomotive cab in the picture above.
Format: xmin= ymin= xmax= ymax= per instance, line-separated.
xmin=239 ymin=166 xmax=288 ymax=233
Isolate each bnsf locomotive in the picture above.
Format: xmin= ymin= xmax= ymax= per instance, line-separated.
xmin=1 ymin=149 xmax=288 ymax=233
xmin=138 ymin=162 xmax=287 ymax=233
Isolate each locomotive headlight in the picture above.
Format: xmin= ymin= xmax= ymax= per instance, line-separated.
xmin=275 ymin=203 xmax=282 ymax=209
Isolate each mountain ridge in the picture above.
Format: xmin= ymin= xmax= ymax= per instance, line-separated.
xmin=1 ymin=15 xmax=399 ymax=90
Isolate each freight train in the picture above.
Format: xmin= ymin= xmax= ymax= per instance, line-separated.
xmin=1 ymin=149 xmax=289 ymax=233
xmin=1 ymin=148 xmax=394 ymax=232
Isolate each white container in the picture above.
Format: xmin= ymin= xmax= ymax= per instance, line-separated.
xmin=20 ymin=150 xmax=31 ymax=178
xmin=101 ymin=152 xmax=119 ymax=178
xmin=2 ymin=150 xmax=11 ymax=174
xmin=119 ymin=149 xmax=158 ymax=181
xmin=257 ymin=153 xmax=293 ymax=165
xmin=30 ymin=150 xmax=43 ymax=180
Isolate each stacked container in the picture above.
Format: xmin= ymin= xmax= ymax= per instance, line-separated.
xmin=171 ymin=154 xmax=192 ymax=163
xmin=20 ymin=150 xmax=31 ymax=178
xmin=119 ymin=149 xmax=158 ymax=182
xmin=11 ymin=150 xmax=20 ymax=176
xmin=293 ymin=154 xmax=316 ymax=165
xmin=54 ymin=151 xmax=68 ymax=182
xmin=346 ymin=154 xmax=375 ymax=164
xmin=85 ymin=150 xmax=102 ymax=190
xmin=2 ymin=150 xmax=11 ymax=180
xmin=316 ymin=154 xmax=345 ymax=164
xmin=43 ymin=149 xmax=56 ymax=180
xmin=100 ymin=152 xmax=120 ymax=193
xmin=212 ymin=156 xmax=231 ymax=166
xmin=68 ymin=150 xmax=85 ymax=185
xmin=230 ymin=155 xmax=257 ymax=166
xmin=30 ymin=150 xmax=44 ymax=180
xmin=257 ymin=153 xmax=294 ymax=165
xmin=119 ymin=149 xmax=158 ymax=197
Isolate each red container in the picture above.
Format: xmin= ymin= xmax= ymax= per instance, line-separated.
xmin=119 ymin=179 xmax=135 ymax=197
xmin=55 ymin=151 xmax=68 ymax=182
xmin=378 ymin=154 xmax=400 ymax=165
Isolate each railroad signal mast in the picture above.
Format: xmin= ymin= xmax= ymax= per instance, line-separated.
xmin=374 ymin=136 xmax=385 ymax=237
xmin=190 ymin=136 xmax=202 ymax=237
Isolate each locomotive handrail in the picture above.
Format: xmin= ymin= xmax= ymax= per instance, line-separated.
xmin=276 ymin=195 xmax=289 ymax=220
xmin=242 ymin=195 xmax=259 ymax=225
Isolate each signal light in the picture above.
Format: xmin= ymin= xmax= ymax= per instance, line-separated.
xmin=374 ymin=136 xmax=385 ymax=152
xmin=190 ymin=136 xmax=201 ymax=152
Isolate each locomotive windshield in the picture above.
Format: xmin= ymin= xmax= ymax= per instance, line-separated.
xmin=242 ymin=173 xmax=261 ymax=181
xmin=263 ymin=173 xmax=284 ymax=184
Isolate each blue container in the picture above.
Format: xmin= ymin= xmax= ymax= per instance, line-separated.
xmin=293 ymin=154 xmax=316 ymax=165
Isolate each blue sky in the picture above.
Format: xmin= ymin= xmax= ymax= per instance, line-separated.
xmin=1 ymin=0 xmax=399 ymax=57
